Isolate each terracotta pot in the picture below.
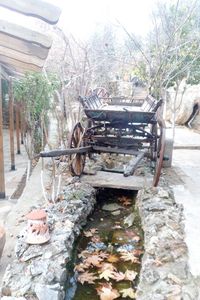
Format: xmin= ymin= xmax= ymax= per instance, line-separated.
xmin=26 ymin=209 xmax=50 ymax=244
xmin=0 ymin=226 xmax=6 ymax=258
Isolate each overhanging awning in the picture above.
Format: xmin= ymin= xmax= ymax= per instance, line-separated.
xmin=0 ymin=0 xmax=61 ymax=74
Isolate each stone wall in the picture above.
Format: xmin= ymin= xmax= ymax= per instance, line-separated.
xmin=1 ymin=182 xmax=96 ymax=300
xmin=166 ymin=82 xmax=200 ymax=126
xmin=136 ymin=187 xmax=198 ymax=300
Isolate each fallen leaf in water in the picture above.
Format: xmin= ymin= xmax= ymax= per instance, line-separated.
xmin=120 ymin=287 xmax=136 ymax=299
xmin=124 ymin=270 xmax=137 ymax=281
xmin=120 ymin=251 xmax=140 ymax=264
xmin=83 ymin=228 xmax=98 ymax=237
xmin=99 ymin=269 xmax=115 ymax=281
xmin=119 ymin=196 xmax=132 ymax=206
xmin=99 ymin=252 xmax=109 ymax=259
xmin=99 ymin=263 xmax=117 ymax=272
xmin=78 ymin=250 xmax=91 ymax=259
xmin=91 ymin=235 xmax=101 ymax=243
xmin=74 ymin=263 xmax=89 ymax=272
xmin=107 ymin=254 xmax=119 ymax=263
xmin=84 ymin=254 xmax=103 ymax=267
xmin=111 ymin=271 xmax=125 ymax=282
xmin=77 ymin=271 xmax=98 ymax=284
xmin=96 ymin=283 xmax=120 ymax=300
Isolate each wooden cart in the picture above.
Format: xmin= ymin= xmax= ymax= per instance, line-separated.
xmin=66 ymin=90 xmax=166 ymax=187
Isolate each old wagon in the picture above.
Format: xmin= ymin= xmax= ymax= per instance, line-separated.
xmin=67 ymin=89 xmax=166 ymax=187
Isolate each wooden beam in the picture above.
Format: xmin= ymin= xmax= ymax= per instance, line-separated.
xmin=40 ymin=146 xmax=92 ymax=157
xmin=0 ymin=56 xmax=42 ymax=73
xmin=0 ymin=20 xmax=52 ymax=49
xmin=0 ymin=46 xmax=44 ymax=67
xmin=123 ymin=152 xmax=145 ymax=177
xmin=0 ymin=67 xmax=5 ymax=198
xmin=9 ymin=77 xmax=15 ymax=170
xmin=0 ymin=0 xmax=61 ymax=25
xmin=0 ymin=33 xmax=49 ymax=60
xmin=15 ymin=103 xmax=20 ymax=154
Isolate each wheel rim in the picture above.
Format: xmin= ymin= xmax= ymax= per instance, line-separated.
xmin=69 ymin=122 xmax=86 ymax=176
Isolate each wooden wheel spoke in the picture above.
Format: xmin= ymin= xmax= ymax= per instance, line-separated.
xmin=69 ymin=123 xmax=86 ymax=176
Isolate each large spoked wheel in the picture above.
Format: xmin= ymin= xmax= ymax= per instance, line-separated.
xmin=152 ymin=125 xmax=165 ymax=187
xmin=69 ymin=122 xmax=86 ymax=176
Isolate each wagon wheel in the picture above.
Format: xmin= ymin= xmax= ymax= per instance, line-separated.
xmin=152 ymin=125 xmax=166 ymax=187
xmin=93 ymin=87 xmax=109 ymax=98
xmin=69 ymin=122 xmax=86 ymax=176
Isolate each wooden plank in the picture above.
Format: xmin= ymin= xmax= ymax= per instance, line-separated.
xmin=9 ymin=77 xmax=15 ymax=170
xmin=0 ymin=0 xmax=61 ymax=25
xmin=124 ymin=152 xmax=145 ymax=177
xmin=0 ymin=20 xmax=52 ymax=49
xmin=40 ymin=146 xmax=92 ymax=157
xmin=0 ymin=45 xmax=44 ymax=67
xmin=0 ymin=68 xmax=5 ymax=198
xmin=0 ymin=33 xmax=49 ymax=59
xmin=0 ymin=56 xmax=42 ymax=73
xmin=81 ymin=171 xmax=152 ymax=190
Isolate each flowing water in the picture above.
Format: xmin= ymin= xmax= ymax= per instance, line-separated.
xmin=65 ymin=188 xmax=143 ymax=300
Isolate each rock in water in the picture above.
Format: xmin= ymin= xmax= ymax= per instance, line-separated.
xmin=124 ymin=213 xmax=135 ymax=227
xmin=0 ymin=225 xmax=6 ymax=258
xmin=102 ymin=203 xmax=123 ymax=211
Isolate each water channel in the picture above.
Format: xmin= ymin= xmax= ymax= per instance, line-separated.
xmin=65 ymin=188 xmax=143 ymax=300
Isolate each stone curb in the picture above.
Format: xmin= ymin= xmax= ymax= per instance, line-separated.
xmin=136 ymin=187 xmax=198 ymax=300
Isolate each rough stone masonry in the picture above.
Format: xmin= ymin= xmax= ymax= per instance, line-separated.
xmin=1 ymin=181 xmax=96 ymax=300
xmin=137 ymin=187 xmax=198 ymax=300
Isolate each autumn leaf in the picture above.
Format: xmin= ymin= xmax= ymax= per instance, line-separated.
xmin=91 ymin=235 xmax=102 ymax=243
xmin=120 ymin=251 xmax=140 ymax=264
xmin=83 ymin=228 xmax=98 ymax=237
xmin=107 ymin=254 xmax=119 ymax=263
xmin=99 ymin=269 xmax=115 ymax=281
xmin=99 ymin=263 xmax=117 ymax=272
xmin=74 ymin=263 xmax=89 ymax=272
xmin=78 ymin=250 xmax=91 ymax=259
xmin=110 ymin=271 xmax=125 ymax=282
xmin=84 ymin=254 xmax=103 ymax=267
xmin=99 ymin=252 xmax=109 ymax=259
xmin=120 ymin=287 xmax=136 ymax=299
xmin=96 ymin=283 xmax=120 ymax=300
xmin=124 ymin=270 xmax=137 ymax=281
xmin=119 ymin=196 xmax=132 ymax=206
xmin=77 ymin=271 xmax=98 ymax=284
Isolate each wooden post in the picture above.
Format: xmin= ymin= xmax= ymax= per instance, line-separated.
xmin=0 ymin=67 xmax=5 ymax=198
xmin=20 ymin=105 xmax=24 ymax=144
xmin=15 ymin=102 xmax=20 ymax=154
xmin=9 ymin=77 xmax=15 ymax=170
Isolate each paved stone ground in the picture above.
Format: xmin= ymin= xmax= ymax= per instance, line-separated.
xmin=0 ymin=129 xmax=28 ymax=230
xmin=165 ymin=126 xmax=200 ymax=293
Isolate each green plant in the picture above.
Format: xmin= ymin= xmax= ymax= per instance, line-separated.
xmin=14 ymin=72 xmax=60 ymax=157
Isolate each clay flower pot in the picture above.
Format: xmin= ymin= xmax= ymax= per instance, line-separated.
xmin=26 ymin=209 xmax=50 ymax=244
xmin=0 ymin=226 xmax=6 ymax=258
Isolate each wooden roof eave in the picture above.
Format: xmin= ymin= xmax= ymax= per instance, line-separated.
xmin=0 ymin=20 xmax=52 ymax=49
xmin=0 ymin=0 xmax=61 ymax=25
